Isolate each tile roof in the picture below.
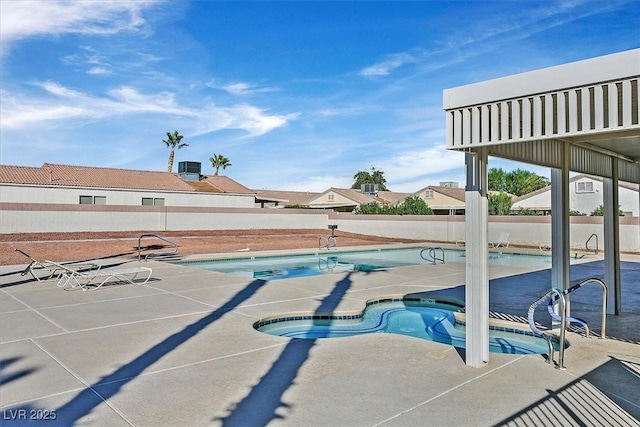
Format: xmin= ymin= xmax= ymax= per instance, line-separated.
xmin=252 ymin=189 xmax=320 ymax=205
xmin=377 ymin=190 xmax=412 ymax=204
xmin=184 ymin=180 xmax=223 ymax=193
xmin=0 ymin=163 xmax=252 ymax=194
xmin=310 ymin=188 xmax=410 ymax=206
xmin=431 ymin=186 xmax=466 ymax=201
xmin=201 ymin=175 xmax=255 ymax=194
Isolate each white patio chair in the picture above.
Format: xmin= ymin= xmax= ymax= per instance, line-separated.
xmin=489 ymin=232 xmax=510 ymax=248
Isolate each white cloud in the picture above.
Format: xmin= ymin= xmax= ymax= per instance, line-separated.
xmin=0 ymin=0 xmax=161 ymax=55
xmin=380 ymin=147 xmax=466 ymax=183
xmin=207 ymin=80 xmax=279 ymax=96
xmin=223 ymin=82 xmax=278 ymax=96
xmin=360 ymin=52 xmax=417 ymax=77
xmin=87 ymin=67 xmax=111 ymax=75
xmin=0 ymin=82 xmax=297 ymax=137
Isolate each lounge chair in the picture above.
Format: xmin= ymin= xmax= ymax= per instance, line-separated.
xmin=539 ymin=243 xmax=552 ymax=251
xmin=47 ymin=260 xmax=152 ymax=291
xmin=15 ymin=249 xmax=100 ymax=281
xmin=489 ymin=232 xmax=510 ymax=248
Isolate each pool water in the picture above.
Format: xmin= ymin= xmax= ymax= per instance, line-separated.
xmin=255 ymin=299 xmax=556 ymax=355
xmin=177 ymin=248 xmax=553 ymax=280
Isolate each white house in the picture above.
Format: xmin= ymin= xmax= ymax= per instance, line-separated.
xmin=0 ymin=162 xmax=257 ymax=208
xmin=305 ymin=187 xmax=411 ymax=212
xmin=512 ymin=174 xmax=639 ymax=216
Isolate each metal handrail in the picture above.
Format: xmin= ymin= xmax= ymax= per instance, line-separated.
xmin=549 ymin=278 xmax=607 ymax=339
xmin=527 ymin=277 xmax=608 ymax=370
xmin=138 ymin=234 xmax=179 ymax=261
xmin=528 ymin=288 xmax=566 ymax=368
xmin=318 ymin=256 xmax=338 ymax=271
xmin=420 ymin=247 xmax=445 ymax=265
xmin=585 ymin=233 xmax=599 ymax=254
xmin=318 ymin=236 xmax=337 ymax=250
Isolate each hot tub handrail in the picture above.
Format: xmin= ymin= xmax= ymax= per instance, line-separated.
xmin=528 ymin=288 xmax=567 ymax=369
xmin=138 ymin=234 xmax=179 ymax=261
xmin=549 ymin=277 xmax=607 ymax=339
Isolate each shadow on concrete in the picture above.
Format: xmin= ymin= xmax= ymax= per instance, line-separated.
xmin=422 ymin=260 xmax=640 ymax=344
xmin=0 ymin=357 xmax=36 ymax=387
xmin=2 ymin=278 xmax=270 ymax=425
xmin=495 ymin=355 xmax=640 ymax=424
xmin=218 ymin=272 xmax=356 ymax=426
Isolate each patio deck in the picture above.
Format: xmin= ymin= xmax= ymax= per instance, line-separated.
xmin=1 ymin=247 xmax=639 ymax=426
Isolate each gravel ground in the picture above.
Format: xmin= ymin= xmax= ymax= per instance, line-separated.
xmin=1 ymin=229 xmax=429 ymax=266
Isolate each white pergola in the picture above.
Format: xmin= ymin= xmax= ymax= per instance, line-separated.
xmin=443 ymin=49 xmax=640 ymax=367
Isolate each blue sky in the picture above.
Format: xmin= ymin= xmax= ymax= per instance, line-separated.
xmin=1 ymin=1 xmax=638 ymax=192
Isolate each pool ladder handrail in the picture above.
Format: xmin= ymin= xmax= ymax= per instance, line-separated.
xmin=318 ymin=235 xmax=337 ymax=250
xmin=528 ymin=277 xmax=607 ymax=369
xmin=318 ymin=256 xmax=338 ymax=271
xmin=585 ymin=233 xmax=599 ymax=254
xmin=138 ymin=233 xmax=179 ymax=261
xmin=420 ymin=247 xmax=445 ymax=265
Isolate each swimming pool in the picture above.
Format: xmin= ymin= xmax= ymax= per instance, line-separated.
xmin=255 ymin=297 xmax=560 ymax=355
xmin=176 ymin=247 xmax=553 ymax=280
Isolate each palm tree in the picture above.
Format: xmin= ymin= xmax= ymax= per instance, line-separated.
xmin=209 ymin=154 xmax=232 ymax=176
xmin=163 ymin=131 xmax=188 ymax=172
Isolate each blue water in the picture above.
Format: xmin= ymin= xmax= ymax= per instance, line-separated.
xmin=178 ymin=248 xmax=554 ymax=281
xmin=256 ymin=300 xmax=554 ymax=355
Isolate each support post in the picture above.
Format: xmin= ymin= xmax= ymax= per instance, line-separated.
xmin=550 ymin=143 xmax=571 ymax=322
xmin=603 ymin=159 xmax=621 ymax=315
xmin=464 ymin=149 xmax=489 ymax=367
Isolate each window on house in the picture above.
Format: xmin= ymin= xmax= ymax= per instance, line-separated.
xmin=142 ymin=197 xmax=165 ymax=206
xmin=425 ymin=189 xmax=434 ymax=199
xmin=328 ymin=194 xmax=334 ymax=201
xmin=80 ymin=195 xmax=106 ymax=205
xmin=575 ymin=181 xmax=594 ymax=193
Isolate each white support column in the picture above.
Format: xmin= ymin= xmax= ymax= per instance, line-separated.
xmin=464 ymin=149 xmax=489 ymax=367
xmin=551 ymin=142 xmax=571 ymax=321
xmin=603 ymin=159 xmax=621 ymax=315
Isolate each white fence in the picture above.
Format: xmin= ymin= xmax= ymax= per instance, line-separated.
xmin=1 ymin=203 xmax=638 ymax=252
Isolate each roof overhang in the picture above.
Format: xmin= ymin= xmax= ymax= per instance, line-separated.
xmin=443 ymin=49 xmax=640 ymax=183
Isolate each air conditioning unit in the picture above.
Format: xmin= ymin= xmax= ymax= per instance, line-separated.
xmin=178 ymin=161 xmax=201 ymax=174
xmin=361 ymin=184 xmax=378 ymax=195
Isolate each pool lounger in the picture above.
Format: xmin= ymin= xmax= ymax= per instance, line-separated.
xmin=15 ymin=248 xmax=100 ymax=281
xmin=46 ymin=260 xmax=153 ymax=291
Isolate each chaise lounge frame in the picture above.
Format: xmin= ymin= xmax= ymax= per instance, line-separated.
xmin=46 ymin=261 xmax=153 ymax=291
xmin=15 ymin=249 xmax=100 ymax=281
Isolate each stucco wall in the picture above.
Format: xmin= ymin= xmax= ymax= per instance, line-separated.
xmin=334 ymin=214 xmax=639 ymax=252
xmin=0 ymin=185 xmax=255 ymax=208
xmin=0 ymin=204 xmax=328 ymax=233
xmin=1 ymin=203 xmax=638 ymax=252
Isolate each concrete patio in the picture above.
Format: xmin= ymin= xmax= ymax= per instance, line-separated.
xmin=1 ymin=246 xmax=639 ymax=426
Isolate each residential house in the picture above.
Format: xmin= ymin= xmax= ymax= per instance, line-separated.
xmin=0 ymin=162 xmax=257 ymax=208
xmin=511 ymin=174 xmax=640 ymax=216
xmin=412 ymin=185 xmax=466 ymax=215
xmin=305 ymin=187 xmax=411 ymax=212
